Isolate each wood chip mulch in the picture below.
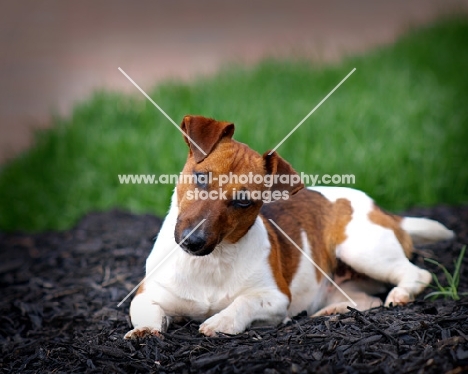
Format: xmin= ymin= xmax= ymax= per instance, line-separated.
xmin=1 ymin=206 xmax=467 ymax=373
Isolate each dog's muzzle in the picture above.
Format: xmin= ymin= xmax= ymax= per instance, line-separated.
xmin=179 ymin=229 xmax=214 ymax=256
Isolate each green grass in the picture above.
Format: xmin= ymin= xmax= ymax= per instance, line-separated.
xmin=424 ymin=246 xmax=468 ymax=301
xmin=1 ymin=18 xmax=468 ymax=232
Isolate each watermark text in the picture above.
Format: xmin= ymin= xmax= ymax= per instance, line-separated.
xmin=117 ymin=172 xmax=355 ymax=187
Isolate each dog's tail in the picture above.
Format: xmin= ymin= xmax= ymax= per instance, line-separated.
xmin=401 ymin=217 xmax=455 ymax=245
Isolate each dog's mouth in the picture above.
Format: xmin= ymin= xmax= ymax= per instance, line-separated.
xmin=181 ymin=245 xmax=216 ymax=257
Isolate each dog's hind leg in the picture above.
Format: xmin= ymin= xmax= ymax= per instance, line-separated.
xmin=312 ymin=280 xmax=383 ymax=316
xmin=309 ymin=187 xmax=432 ymax=307
xmin=335 ymin=221 xmax=432 ymax=307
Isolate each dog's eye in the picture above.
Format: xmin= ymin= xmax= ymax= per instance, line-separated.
xmin=194 ymin=172 xmax=209 ymax=189
xmin=233 ymin=199 xmax=253 ymax=208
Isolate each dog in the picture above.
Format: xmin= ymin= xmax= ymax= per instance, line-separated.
xmin=124 ymin=115 xmax=454 ymax=339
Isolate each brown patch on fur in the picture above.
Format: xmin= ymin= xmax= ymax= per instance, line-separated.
xmin=181 ymin=115 xmax=234 ymax=163
xmin=263 ymin=151 xmax=304 ymax=195
xmin=368 ymin=205 xmax=413 ymax=257
xmin=262 ymin=217 xmax=293 ymax=301
xmin=324 ymin=198 xmax=354 ymax=252
xmin=261 ymin=190 xmax=353 ymax=287
xmin=334 ymin=260 xmax=369 ymax=283
xmin=136 ymin=282 xmax=145 ymax=295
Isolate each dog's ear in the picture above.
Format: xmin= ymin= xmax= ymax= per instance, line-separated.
xmin=181 ymin=115 xmax=235 ymax=163
xmin=263 ymin=151 xmax=304 ymax=195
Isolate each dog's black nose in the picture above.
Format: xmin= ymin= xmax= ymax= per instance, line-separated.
xmin=180 ymin=229 xmax=207 ymax=254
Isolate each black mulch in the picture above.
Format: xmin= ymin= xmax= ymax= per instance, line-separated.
xmin=1 ymin=206 xmax=468 ymax=373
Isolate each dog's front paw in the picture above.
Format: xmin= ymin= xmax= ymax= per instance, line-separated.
xmin=124 ymin=327 xmax=162 ymax=340
xmin=199 ymin=313 xmax=245 ymax=337
xmin=385 ymin=287 xmax=413 ymax=307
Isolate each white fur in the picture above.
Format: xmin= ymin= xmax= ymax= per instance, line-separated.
xmin=288 ymin=230 xmax=321 ymax=316
xmin=401 ymin=217 xmax=454 ymax=245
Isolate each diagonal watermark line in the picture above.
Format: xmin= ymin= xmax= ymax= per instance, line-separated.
xmin=268 ymin=219 xmax=357 ymax=307
xmin=269 ymin=68 xmax=356 ymax=155
xmin=117 ymin=218 xmax=206 ymax=307
xmin=118 ymin=67 xmax=207 ymax=156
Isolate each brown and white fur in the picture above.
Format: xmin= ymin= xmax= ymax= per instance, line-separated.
xmin=125 ymin=115 xmax=454 ymax=339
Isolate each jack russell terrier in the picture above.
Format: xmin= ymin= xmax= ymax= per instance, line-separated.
xmin=124 ymin=115 xmax=454 ymax=339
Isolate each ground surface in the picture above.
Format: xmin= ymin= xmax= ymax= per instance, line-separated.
xmin=1 ymin=206 xmax=467 ymax=373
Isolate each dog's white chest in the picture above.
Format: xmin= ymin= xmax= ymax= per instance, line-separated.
xmin=164 ymin=260 xmax=240 ymax=319
xmin=145 ymin=213 xmax=280 ymax=320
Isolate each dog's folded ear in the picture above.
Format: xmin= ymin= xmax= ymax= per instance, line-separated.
xmin=181 ymin=115 xmax=235 ymax=163
xmin=263 ymin=151 xmax=304 ymax=195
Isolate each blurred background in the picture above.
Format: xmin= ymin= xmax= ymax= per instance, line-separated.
xmin=1 ymin=0 xmax=467 ymax=231
xmin=2 ymin=0 xmax=468 ymax=163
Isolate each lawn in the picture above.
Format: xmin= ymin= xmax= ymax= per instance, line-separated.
xmin=0 ymin=18 xmax=467 ymax=232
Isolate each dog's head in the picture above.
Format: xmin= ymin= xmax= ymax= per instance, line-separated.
xmin=174 ymin=115 xmax=304 ymax=256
